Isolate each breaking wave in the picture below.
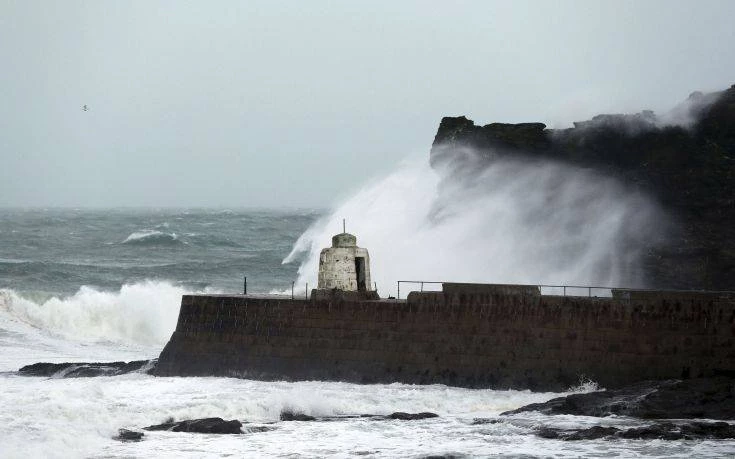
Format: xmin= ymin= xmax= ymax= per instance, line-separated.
xmin=0 ymin=281 xmax=191 ymax=346
xmin=121 ymin=230 xmax=181 ymax=246
xmin=285 ymin=150 xmax=668 ymax=297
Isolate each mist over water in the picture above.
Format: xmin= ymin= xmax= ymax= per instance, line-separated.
xmin=285 ymin=148 xmax=667 ymax=297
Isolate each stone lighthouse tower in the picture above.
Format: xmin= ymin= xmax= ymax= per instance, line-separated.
xmin=317 ymin=230 xmax=372 ymax=292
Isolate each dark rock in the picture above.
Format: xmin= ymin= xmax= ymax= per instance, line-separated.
xmin=113 ymin=429 xmax=144 ymax=442
xmin=502 ymin=376 xmax=735 ymax=420
xmin=431 ymin=84 xmax=735 ymax=290
xmin=279 ymin=410 xmax=316 ymax=421
xmin=274 ymin=410 xmax=438 ymax=422
xmin=534 ymin=421 xmax=735 ymax=441
xmin=386 ymin=412 xmax=439 ymax=420
xmin=471 ymin=418 xmax=502 ymax=425
xmin=144 ymin=417 xmax=242 ymax=434
xmin=19 ymin=360 xmax=154 ymax=377
xmin=536 ymin=427 xmax=561 ymax=439
xmin=565 ymin=426 xmax=620 ymax=441
xmin=617 ymin=423 xmax=682 ymax=440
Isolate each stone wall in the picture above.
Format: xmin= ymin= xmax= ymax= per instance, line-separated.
xmin=152 ymin=283 xmax=735 ymax=391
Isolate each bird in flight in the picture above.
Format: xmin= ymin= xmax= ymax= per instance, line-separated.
xmin=82 ymin=105 xmax=89 ymax=111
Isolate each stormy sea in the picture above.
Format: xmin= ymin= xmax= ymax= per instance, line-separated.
xmin=1 ymin=184 xmax=733 ymax=457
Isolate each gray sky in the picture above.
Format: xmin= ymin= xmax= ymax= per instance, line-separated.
xmin=1 ymin=1 xmax=734 ymax=208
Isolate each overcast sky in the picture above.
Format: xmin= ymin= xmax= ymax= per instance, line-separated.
xmin=1 ymin=1 xmax=734 ymax=208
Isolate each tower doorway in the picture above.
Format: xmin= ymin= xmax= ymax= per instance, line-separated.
xmin=355 ymin=257 xmax=366 ymax=291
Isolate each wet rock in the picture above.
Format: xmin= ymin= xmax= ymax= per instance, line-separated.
xmin=144 ymin=417 xmax=243 ymax=434
xmin=276 ymin=410 xmax=438 ymax=422
xmin=565 ymin=426 xmax=620 ymax=441
xmin=279 ymin=410 xmax=316 ymax=421
xmin=19 ymin=360 xmax=154 ymax=377
xmin=534 ymin=421 xmax=735 ymax=441
xmin=617 ymin=423 xmax=682 ymax=440
xmin=680 ymin=421 xmax=735 ymax=439
xmin=113 ymin=429 xmax=144 ymax=442
xmin=502 ymin=376 xmax=735 ymax=420
xmin=536 ymin=427 xmax=561 ymax=439
xmin=386 ymin=412 xmax=439 ymax=420
xmin=471 ymin=418 xmax=502 ymax=425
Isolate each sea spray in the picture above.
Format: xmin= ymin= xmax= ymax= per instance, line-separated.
xmin=285 ymin=149 xmax=667 ymax=297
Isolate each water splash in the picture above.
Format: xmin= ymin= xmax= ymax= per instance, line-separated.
xmin=285 ymin=149 xmax=667 ymax=297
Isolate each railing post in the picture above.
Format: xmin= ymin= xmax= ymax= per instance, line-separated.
xmin=420 ymin=281 xmax=424 ymax=292
xmin=243 ymin=276 xmax=247 ymax=295
xmin=588 ymin=286 xmax=592 ymax=297
xmin=563 ymin=286 xmax=566 ymax=296
xmin=305 ymin=283 xmax=308 ymax=300
xmin=291 ymin=281 xmax=294 ymax=300
xmin=397 ymin=281 xmax=400 ymax=300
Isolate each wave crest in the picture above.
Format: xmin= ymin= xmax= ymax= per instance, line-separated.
xmin=0 ymin=281 xmax=190 ymax=346
xmin=121 ymin=230 xmax=181 ymax=246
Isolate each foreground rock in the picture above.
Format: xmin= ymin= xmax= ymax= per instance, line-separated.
xmin=113 ymin=429 xmax=144 ymax=442
xmin=279 ymin=409 xmax=439 ymax=422
xmin=386 ymin=412 xmax=439 ymax=420
xmin=144 ymin=417 xmax=243 ymax=434
xmin=502 ymin=376 xmax=735 ymax=420
xmin=280 ymin=411 xmax=316 ymax=421
xmin=536 ymin=421 xmax=735 ymax=441
xmin=19 ymin=360 xmax=154 ymax=377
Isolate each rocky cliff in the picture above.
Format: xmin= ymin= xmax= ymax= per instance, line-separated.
xmin=431 ymin=85 xmax=735 ymax=290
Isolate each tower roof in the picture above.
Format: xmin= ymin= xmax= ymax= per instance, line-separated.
xmin=332 ymin=232 xmax=357 ymax=248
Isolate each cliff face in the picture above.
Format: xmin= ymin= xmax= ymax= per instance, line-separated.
xmin=431 ymin=85 xmax=735 ymax=290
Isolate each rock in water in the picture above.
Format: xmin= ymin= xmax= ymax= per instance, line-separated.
xmin=19 ymin=360 xmax=154 ymax=377
xmin=502 ymin=376 xmax=735 ymax=420
xmin=534 ymin=421 xmax=735 ymax=441
xmin=387 ymin=412 xmax=439 ymax=420
xmin=113 ymin=429 xmax=144 ymax=442
xmin=144 ymin=417 xmax=243 ymax=434
xmin=279 ymin=410 xmax=316 ymax=421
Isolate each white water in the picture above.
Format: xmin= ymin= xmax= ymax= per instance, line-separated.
xmin=2 ymin=283 xmax=734 ymax=457
xmin=0 ymin=281 xmax=187 ymax=347
xmin=285 ymin=151 xmax=666 ymax=297
xmin=2 ymin=334 xmax=733 ymax=458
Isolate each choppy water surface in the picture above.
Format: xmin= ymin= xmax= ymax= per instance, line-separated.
xmin=1 ymin=208 xmax=734 ymax=458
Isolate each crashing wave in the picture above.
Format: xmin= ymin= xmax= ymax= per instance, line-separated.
xmin=0 ymin=281 xmax=190 ymax=346
xmin=285 ymin=151 xmax=666 ymax=297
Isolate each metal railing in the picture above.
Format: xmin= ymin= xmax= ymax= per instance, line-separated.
xmin=396 ymin=280 xmax=735 ymax=300
xmin=396 ymin=280 xmax=444 ymax=300
xmin=243 ymin=276 xmax=735 ymax=301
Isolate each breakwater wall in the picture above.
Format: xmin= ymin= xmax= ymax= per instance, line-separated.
xmin=152 ymin=283 xmax=735 ymax=390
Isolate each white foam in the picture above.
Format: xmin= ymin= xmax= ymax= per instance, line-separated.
xmin=2 ymin=373 xmax=733 ymax=459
